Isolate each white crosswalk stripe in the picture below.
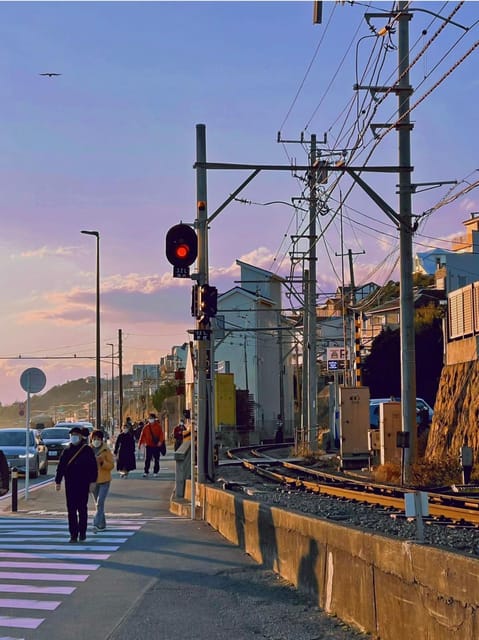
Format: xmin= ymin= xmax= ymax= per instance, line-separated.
xmin=0 ymin=515 xmax=145 ymax=638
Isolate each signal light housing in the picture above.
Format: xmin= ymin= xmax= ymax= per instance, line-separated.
xmin=199 ymin=284 xmax=218 ymax=319
xmin=165 ymin=224 xmax=198 ymax=276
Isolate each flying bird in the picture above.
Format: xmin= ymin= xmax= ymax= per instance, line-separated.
xmin=39 ymin=72 xmax=61 ymax=77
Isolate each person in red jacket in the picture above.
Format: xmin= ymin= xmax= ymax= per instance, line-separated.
xmin=138 ymin=412 xmax=165 ymax=477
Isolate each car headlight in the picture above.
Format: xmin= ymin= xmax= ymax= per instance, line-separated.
xmin=19 ymin=453 xmax=35 ymax=459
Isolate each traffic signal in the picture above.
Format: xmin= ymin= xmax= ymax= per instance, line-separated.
xmin=165 ymin=223 xmax=198 ymax=277
xmin=191 ymin=284 xmax=199 ymax=318
xmin=199 ymin=284 xmax=218 ymax=319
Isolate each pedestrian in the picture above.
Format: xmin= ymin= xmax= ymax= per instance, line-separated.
xmin=55 ymin=426 xmax=98 ymax=543
xmin=114 ymin=421 xmax=136 ymax=477
xmin=173 ymin=419 xmax=186 ymax=451
xmin=90 ymin=429 xmax=114 ymax=532
xmin=134 ymin=420 xmax=144 ymax=460
xmin=138 ymin=412 xmax=165 ymax=477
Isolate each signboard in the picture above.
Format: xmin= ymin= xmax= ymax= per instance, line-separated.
xmin=326 ymin=347 xmax=350 ymax=372
xmin=20 ymin=368 xmax=46 ymax=394
xmin=193 ymin=329 xmax=211 ymax=341
xmin=173 ymin=265 xmax=190 ymax=278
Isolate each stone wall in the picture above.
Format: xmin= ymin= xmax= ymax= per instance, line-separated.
xmin=426 ymin=359 xmax=479 ymax=461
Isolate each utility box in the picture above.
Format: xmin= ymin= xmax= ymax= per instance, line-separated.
xmin=339 ymin=386 xmax=370 ymax=469
xmin=379 ymin=401 xmax=402 ymax=465
xmin=368 ymin=429 xmax=381 ymax=467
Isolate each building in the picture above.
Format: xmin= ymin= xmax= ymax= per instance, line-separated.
xmin=214 ymin=261 xmax=296 ymax=442
xmin=414 ymin=213 xmax=479 ymax=293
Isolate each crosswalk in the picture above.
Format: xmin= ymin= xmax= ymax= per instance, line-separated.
xmin=0 ymin=514 xmax=145 ymax=639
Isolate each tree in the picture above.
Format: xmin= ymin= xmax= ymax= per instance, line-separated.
xmin=151 ymin=381 xmax=177 ymax=413
xmin=362 ymin=304 xmax=443 ymax=406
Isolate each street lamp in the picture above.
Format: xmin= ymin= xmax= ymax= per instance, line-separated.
xmin=107 ymin=342 xmax=115 ymax=433
xmin=81 ymin=229 xmax=101 ymax=430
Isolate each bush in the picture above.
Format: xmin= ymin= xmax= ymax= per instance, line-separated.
xmin=372 ymin=456 xmax=463 ymax=487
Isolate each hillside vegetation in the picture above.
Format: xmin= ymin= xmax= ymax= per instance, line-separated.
xmin=0 ymin=377 xmax=131 ymax=427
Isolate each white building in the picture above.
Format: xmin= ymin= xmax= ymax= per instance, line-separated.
xmin=214 ymin=261 xmax=295 ymax=441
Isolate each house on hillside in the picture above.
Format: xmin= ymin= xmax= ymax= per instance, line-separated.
xmin=361 ymin=289 xmax=446 ymax=351
xmin=214 ymin=261 xmax=295 ymax=442
xmin=414 ymin=213 xmax=479 ymax=293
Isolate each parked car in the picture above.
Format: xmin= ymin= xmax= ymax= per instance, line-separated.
xmin=0 ymin=428 xmax=48 ymax=477
xmin=369 ymin=397 xmax=434 ymax=429
xmin=40 ymin=427 xmax=71 ymax=461
xmin=54 ymin=421 xmax=94 ymax=433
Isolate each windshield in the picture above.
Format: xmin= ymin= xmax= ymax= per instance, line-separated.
xmin=0 ymin=431 xmax=34 ymax=446
xmin=42 ymin=428 xmax=70 ymax=439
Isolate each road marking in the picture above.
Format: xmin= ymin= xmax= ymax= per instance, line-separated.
xmin=0 ymin=616 xmax=44 ymax=629
xmin=0 ymin=515 xmax=147 ymax=635
xmin=0 ymin=561 xmax=99 ymax=571
xmin=0 ymin=600 xmax=60 ymax=611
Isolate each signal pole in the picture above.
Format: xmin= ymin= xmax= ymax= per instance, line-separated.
xmin=195 ymin=124 xmax=213 ymax=484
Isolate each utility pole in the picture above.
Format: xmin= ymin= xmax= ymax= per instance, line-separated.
xmin=335 ymin=248 xmax=365 ymax=386
xmin=308 ymin=134 xmax=318 ymax=450
xmin=301 ymin=268 xmax=309 ymax=447
xmin=118 ymin=328 xmax=123 ymax=432
xmin=397 ymin=2 xmax=417 ymax=481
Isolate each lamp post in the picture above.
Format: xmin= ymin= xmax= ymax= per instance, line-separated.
xmin=104 ymin=373 xmax=109 ymax=426
xmin=107 ymin=342 xmax=115 ymax=433
xmin=81 ymin=230 xmax=101 ymax=430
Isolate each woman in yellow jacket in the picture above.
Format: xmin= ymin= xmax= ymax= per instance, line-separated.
xmin=90 ymin=430 xmax=115 ymax=533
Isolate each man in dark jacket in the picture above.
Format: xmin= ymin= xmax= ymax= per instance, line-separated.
xmin=55 ymin=426 xmax=98 ymax=542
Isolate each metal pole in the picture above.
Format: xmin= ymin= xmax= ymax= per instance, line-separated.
xmin=301 ymin=268 xmax=309 ymax=447
xmin=11 ymin=468 xmax=18 ymax=512
xmin=108 ymin=343 xmax=115 ymax=432
xmin=397 ymin=3 xmax=417 ymax=482
xmin=25 ymin=390 xmax=30 ymax=500
xmin=190 ymin=414 xmax=196 ymax=520
xmin=118 ymin=329 xmax=123 ymax=432
xmin=308 ymin=135 xmax=318 ymax=450
xmin=196 ymin=123 xmax=209 ymax=484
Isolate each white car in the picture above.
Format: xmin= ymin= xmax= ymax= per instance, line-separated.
xmin=369 ymin=397 xmax=433 ymax=429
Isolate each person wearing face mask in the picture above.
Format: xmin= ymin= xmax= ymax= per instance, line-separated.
xmin=114 ymin=421 xmax=136 ymax=478
xmin=138 ymin=412 xmax=165 ymax=477
xmin=55 ymin=426 xmax=98 ymax=542
xmin=89 ymin=430 xmax=114 ymax=533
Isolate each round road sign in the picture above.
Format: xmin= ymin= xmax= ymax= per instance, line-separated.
xmin=20 ymin=368 xmax=46 ymax=394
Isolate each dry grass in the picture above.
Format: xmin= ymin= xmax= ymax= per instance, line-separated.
xmin=372 ymin=455 xmax=464 ymax=488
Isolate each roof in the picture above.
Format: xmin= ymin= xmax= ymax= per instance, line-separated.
xmin=218 ymin=286 xmax=275 ymax=306
xmin=236 ymin=260 xmax=285 ymax=283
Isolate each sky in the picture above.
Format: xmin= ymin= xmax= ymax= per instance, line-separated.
xmin=0 ymin=0 xmax=477 ymax=405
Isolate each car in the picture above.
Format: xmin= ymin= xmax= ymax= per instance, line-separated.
xmin=54 ymin=421 xmax=94 ymax=433
xmin=0 ymin=428 xmax=48 ymax=477
xmin=369 ymin=397 xmax=434 ymax=429
xmin=40 ymin=427 xmax=72 ymax=461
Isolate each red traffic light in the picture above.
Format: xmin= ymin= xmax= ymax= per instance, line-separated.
xmin=166 ymin=224 xmax=198 ymax=268
xmin=175 ymin=244 xmax=190 ymax=260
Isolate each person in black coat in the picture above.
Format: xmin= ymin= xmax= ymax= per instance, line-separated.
xmin=114 ymin=423 xmax=136 ymax=477
xmin=55 ymin=426 xmax=98 ymax=542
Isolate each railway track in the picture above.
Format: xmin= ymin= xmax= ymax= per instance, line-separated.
xmin=225 ymin=444 xmax=479 ymax=527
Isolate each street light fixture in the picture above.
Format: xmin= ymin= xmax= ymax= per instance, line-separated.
xmin=81 ymin=229 xmax=101 ymax=430
xmin=107 ymin=342 xmax=115 ymax=433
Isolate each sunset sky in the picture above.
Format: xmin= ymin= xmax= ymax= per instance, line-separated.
xmin=0 ymin=1 xmax=477 ymax=405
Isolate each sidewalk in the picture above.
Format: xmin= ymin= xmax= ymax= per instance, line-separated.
xmin=0 ymin=453 xmax=368 ymax=640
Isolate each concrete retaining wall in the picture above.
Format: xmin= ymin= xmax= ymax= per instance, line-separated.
xmin=172 ymin=482 xmax=479 ymax=640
